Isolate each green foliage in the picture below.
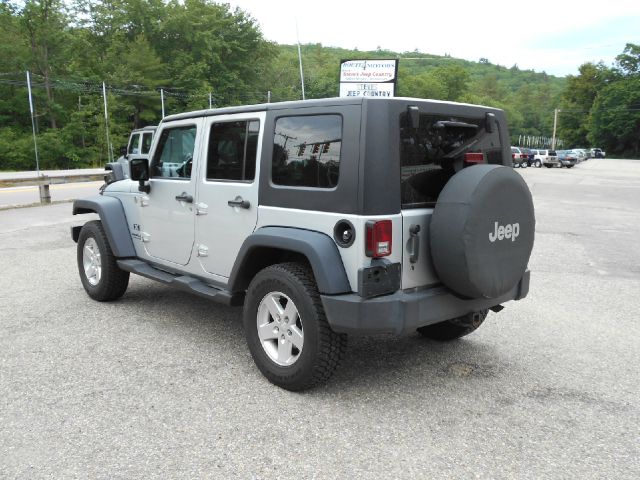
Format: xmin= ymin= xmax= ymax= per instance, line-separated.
xmin=590 ymin=77 xmax=640 ymax=155
xmin=0 ymin=1 xmax=638 ymax=169
xmin=559 ymin=43 xmax=640 ymax=156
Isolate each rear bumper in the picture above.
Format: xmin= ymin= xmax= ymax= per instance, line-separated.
xmin=321 ymin=270 xmax=530 ymax=335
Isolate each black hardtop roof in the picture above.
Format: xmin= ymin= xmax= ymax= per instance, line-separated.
xmin=161 ymin=97 xmax=502 ymax=123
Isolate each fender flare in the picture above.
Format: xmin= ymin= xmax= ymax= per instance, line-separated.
xmin=228 ymin=227 xmax=351 ymax=295
xmin=73 ymin=195 xmax=136 ymax=258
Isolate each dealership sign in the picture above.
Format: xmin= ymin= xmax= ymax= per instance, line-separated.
xmin=339 ymin=59 xmax=398 ymax=98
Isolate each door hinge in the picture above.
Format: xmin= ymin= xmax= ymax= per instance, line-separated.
xmin=197 ymin=244 xmax=209 ymax=257
xmin=141 ymin=232 xmax=151 ymax=243
xmin=135 ymin=195 xmax=150 ymax=207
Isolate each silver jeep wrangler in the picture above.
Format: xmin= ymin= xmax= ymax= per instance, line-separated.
xmin=72 ymin=97 xmax=535 ymax=390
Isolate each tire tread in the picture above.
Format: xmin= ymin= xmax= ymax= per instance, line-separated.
xmin=77 ymin=220 xmax=129 ymax=301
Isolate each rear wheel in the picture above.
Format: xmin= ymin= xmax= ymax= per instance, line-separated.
xmin=535 ymin=160 xmax=542 ymax=168
xmin=77 ymin=220 xmax=129 ymax=301
xmin=417 ymin=310 xmax=488 ymax=341
xmin=243 ymin=262 xmax=347 ymax=391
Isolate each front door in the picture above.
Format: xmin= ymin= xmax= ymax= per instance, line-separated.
xmin=140 ymin=119 xmax=203 ymax=266
xmin=195 ymin=113 xmax=264 ymax=278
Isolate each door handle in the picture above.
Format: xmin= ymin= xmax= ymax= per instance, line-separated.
xmin=175 ymin=192 xmax=193 ymax=203
xmin=227 ymin=197 xmax=251 ymax=209
xmin=408 ymin=224 xmax=421 ymax=263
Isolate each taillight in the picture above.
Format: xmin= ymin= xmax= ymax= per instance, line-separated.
xmin=365 ymin=220 xmax=392 ymax=258
xmin=465 ymin=152 xmax=484 ymax=165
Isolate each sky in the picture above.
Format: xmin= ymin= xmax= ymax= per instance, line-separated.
xmin=227 ymin=0 xmax=640 ymax=77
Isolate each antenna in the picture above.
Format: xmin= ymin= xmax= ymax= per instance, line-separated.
xmin=296 ymin=18 xmax=306 ymax=100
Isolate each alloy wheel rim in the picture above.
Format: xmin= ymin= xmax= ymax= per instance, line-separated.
xmin=82 ymin=237 xmax=102 ymax=286
xmin=256 ymin=291 xmax=304 ymax=366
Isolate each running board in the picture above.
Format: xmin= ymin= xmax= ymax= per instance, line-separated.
xmin=117 ymin=259 xmax=242 ymax=306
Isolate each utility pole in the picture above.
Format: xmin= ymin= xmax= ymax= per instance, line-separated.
xmin=102 ymin=82 xmax=113 ymax=163
xmin=275 ymin=131 xmax=297 ymax=151
xmin=552 ymin=108 xmax=560 ymax=150
xmin=26 ymin=71 xmax=40 ymax=177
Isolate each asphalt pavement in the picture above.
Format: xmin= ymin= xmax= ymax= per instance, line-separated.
xmin=1 ymin=159 xmax=639 ymax=479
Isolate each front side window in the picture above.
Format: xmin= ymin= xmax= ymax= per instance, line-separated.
xmin=151 ymin=125 xmax=197 ymax=179
xmin=206 ymin=120 xmax=259 ymax=181
xmin=272 ymin=115 xmax=342 ymax=188
xmin=128 ymin=134 xmax=141 ymax=155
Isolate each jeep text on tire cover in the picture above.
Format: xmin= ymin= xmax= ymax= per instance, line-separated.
xmin=71 ymin=97 xmax=535 ymax=390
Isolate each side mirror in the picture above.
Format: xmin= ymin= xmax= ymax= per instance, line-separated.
xmin=119 ymin=145 xmax=128 ymax=157
xmin=130 ymin=158 xmax=150 ymax=193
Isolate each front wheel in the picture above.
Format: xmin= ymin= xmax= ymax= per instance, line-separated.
xmin=243 ymin=262 xmax=347 ymax=391
xmin=77 ymin=220 xmax=129 ymax=301
xmin=417 ymin=310 xmax=488 ymax=341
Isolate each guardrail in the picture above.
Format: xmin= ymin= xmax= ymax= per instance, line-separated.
xmin=0 ymin=172 xmax=106 ymax=204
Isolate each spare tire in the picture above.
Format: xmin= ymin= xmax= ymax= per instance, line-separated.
xmin=430 ymin=165 xmax=535 ymax=299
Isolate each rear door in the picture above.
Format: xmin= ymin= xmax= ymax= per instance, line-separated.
xmin=194 ymin=113 xmax=264 ymax=279
xmin=399 ymin=110 xmax=504 ymax=289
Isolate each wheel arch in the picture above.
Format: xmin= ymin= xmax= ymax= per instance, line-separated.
xmin=228 ymin=227 xmax=351 ymax=295
xmin=72 ymin=195 xmax=136 ymax=258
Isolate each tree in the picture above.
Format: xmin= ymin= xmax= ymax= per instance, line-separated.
xmin=615 ymin=43 xmax=640 ymax=76
xmin=433 ymin=65 xmax=469 ymax=101
xmin=105 ymin=33 xmax=167 ymax=127
xmin=558 ymin=62 xmax=613 ymax=147
xmin=21 ymin=0 xmax=70 ymax=128
xmin=590 ymin=77 xmax=640 ymax=155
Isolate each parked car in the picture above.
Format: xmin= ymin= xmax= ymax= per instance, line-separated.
xmin=116 ymin=126 xmax=157 ymax=178
xmin=567 ymin=149 xmax=587 ymax=162
xmin=525 ymin=148 xmax=542 ymax=167
xmin=557 ymin=150 xmax=577 ymax=168
xmin=511 ymin=146 xmax=527 ymax=168
xmin=535 ymin=149 xmax=560 ymax=168
xmin=590 ymin=148 xmax=606 ymax=158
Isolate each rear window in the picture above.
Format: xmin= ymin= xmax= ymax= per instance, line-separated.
xmin=400 ymin=113 xmax=502 ymax=208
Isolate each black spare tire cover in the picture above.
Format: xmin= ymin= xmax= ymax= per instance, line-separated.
xmin=430 ymin=164 xmax=535 ymax=299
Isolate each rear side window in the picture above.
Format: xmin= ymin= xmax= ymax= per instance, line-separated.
xmin=272 ymin=115 xmax=342 ymax=188
xmin=141 ymin=132 xmax=153 ymax=154
xmin=399 ymin=113 xmax=502 ymax=208
xmin=207 ymin=120 xmax=259 ymax=181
